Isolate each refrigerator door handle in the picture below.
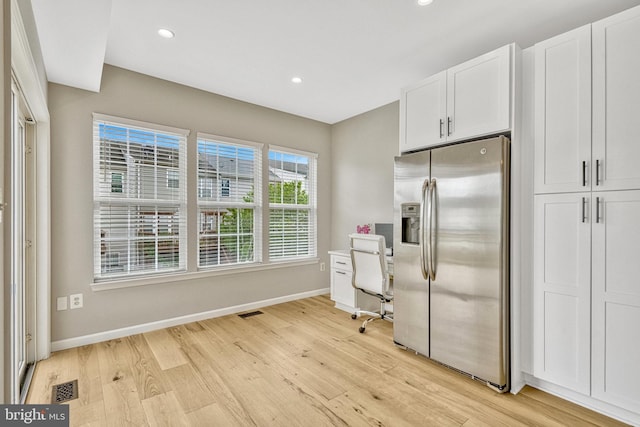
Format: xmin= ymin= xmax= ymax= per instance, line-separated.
xmin=420 ymin=178 xmax=430 ymax=279
xmin=428 ymin=177 xmax=437 ymax=281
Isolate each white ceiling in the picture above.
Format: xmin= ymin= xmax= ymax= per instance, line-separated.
xmin=30 ymin=0 xmax=640 ymax=124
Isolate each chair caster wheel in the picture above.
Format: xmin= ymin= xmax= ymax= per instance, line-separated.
xmin=351 ymin=314 xmax=357 ymax=320
xmin=359 ymin=327 xmax=365 ymax=333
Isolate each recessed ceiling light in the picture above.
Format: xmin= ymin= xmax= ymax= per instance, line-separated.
xmin=417 ymin=0 xmax=433 ymax=5
xmin=158 ymin=28 xmax=175 ymax=39
xmin=291 ymin=76 xmax=303 ymax=84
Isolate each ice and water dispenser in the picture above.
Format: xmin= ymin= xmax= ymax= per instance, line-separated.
xmin=401 ymin=203 xmax=420 ymax=245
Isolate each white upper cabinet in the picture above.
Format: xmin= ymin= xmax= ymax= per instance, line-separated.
xmin=535 ymin=5 xmax=640 ymax=194
xmin=592 ymin=7 xmax=640 ymax=191
xmin=400 ymin=71 xmax=447 ymax=153
xmin=534 ymin=25 xmax=592 ymax=194
xmin=446 ymin=44 xmax=512 ymax=143
xmin=400 ymin=44 xmax=512 ymax=153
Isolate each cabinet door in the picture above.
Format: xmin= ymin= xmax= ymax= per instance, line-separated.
xmin=446 ymin=44 xmax=511 ymax=142
xmin=593 ymin=6 xmax=640 ymax=191
xmin=591 ymin=190 xmax=640 ymax=413
xmin=533 ymin=193 xmax=591 ymax=394
xmin=534 ymin=25 xmax=592 ymax=194
xmin=331 ymin=268 xmax=354 ymax=308
xmin=399 ymin=71 xmax=447 ymax=153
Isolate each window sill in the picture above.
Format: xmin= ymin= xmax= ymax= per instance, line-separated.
xmin=90 ymin=258 xmax=320 ymax=292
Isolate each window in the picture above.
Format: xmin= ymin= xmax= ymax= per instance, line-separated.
xmin=167 ymin=169 xmax=179 ymax=189
xmin=197 ymin=134 xmax=262 ymax=267
xmin=268 ymin=147 xmax=317 ymax=260
xmin=221 ymin=179 xmax=230 ymax=197
xmin=111 ymin=172 xmax=123 ymax=193
xmin=93 ymin=114 xmax=188 ymax=279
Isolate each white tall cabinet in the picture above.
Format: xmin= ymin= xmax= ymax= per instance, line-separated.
xmin=533 ymin=5 xmax=640 ymax=420
xmin=399 ymin=44 xmax=512 ymax=153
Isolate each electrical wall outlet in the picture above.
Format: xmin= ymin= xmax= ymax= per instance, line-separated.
xmin=57 ymin=296 xmax=68 ymax=311
xmin=70 ymin=293 xmax=83 ymax=309
xmin=320 ymin=262 xmax=326 ymax=272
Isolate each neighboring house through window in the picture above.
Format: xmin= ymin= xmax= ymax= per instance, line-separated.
xmin=197 ymin=134 xmax=262 ymax=268
xmin=93 ymin=115 xmax=318 ymax=284
xmin=268 ymin=147 xmax=317 ymax=260
xmin=93 ymin=114 xmax=188 ymax=279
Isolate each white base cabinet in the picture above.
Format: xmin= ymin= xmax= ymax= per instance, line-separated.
xmin=591 ymin=190 xmax=640 ymax=414
xmin=329 ymin=251 xmax=378 ymax=315
xmin=533 ymin=193 xmax=591 ymax=395
xmin=534 ymin=190 xmax=640 ymax=415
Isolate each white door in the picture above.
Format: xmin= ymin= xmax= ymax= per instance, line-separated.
xmin=10 ymin=80 xmax=35 ymax=403
xmin=592 ymin=6 xmax=640 ymax=191
xmin=399 ymin=71 xmax=447 ymax=152
xmin=446 ymin=44 xmax=511 ymax=143
xmin=534 ymin=25 xmax=592 ymax=194
xmin=533 ymin=193 xmax=591 ymax=394
xmin=591 ymin=190 xmax=640 ymax=414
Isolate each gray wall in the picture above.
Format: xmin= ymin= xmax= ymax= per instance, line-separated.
xmin=330 ymin=101 xmax=399 ymax=250
xmin=49 ymin=65 xmax=332 ymax=341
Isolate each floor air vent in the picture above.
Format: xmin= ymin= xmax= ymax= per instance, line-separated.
xmin=52 ymin=379 xmax=78 ymax=404
xmin=238 ymin=310 xmax=264 ymax=318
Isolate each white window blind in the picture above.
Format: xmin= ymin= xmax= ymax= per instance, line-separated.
xmin=268 ymin=147 xmax=317 ymax=260
xmin=93 ymin=114 xmax=188 ymax=279
xmin=197 ymin=134 xmax=262 ymax=267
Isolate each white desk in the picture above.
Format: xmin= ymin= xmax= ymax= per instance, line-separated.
xmin=328 ymin=249 xmax=393 ymax=315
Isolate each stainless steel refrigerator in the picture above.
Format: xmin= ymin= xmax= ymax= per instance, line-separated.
xmin=393 ymin=135 xmax=510 ymax=392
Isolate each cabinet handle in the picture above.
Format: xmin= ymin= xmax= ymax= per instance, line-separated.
xmin=447 ymin=117 xmax=452 ymax=136
xmin=581 ymin=197 xmax=587 ymax=223
xmin=596 ymin=159 xmax=601 ymax=186
xmin=582 ymin=161 xmax=587 ymax=187
xmin=596 ymin=197 xmax=602 ymax=223
xmin=336 ymin=271 xmax=347 ymax=275
xmin=336 ymin=261 xmax=347 ymax=265
xmin=439 ymin=119 xmax=444 ymax=138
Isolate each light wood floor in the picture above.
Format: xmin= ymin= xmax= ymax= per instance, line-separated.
xmin=27 ymin=295 xmax=627 ymax=426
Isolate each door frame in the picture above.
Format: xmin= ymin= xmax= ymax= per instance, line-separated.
xmin=3 ymin=0 xmax=52 ymax=403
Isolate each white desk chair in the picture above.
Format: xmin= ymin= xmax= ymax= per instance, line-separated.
xmin=349 ymin=233 xmax=393 ymax=333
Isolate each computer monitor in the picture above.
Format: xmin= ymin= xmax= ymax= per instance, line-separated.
xmin=374 ymin=223 xmax=393 ymax=250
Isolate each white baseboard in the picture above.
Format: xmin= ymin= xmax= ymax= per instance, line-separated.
xmin=523 ymin=373 xmax=640 ymax=426
xmin=51 ymin=288 xmax=330 ymax=352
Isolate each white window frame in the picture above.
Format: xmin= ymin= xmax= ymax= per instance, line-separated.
xmin=197 ymin=133 xmax=263 ymax=269
xmin=268 ymin=145 xmax=317 ymax=261
xmin=93 ymin=113 xmax=189 ymax=280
